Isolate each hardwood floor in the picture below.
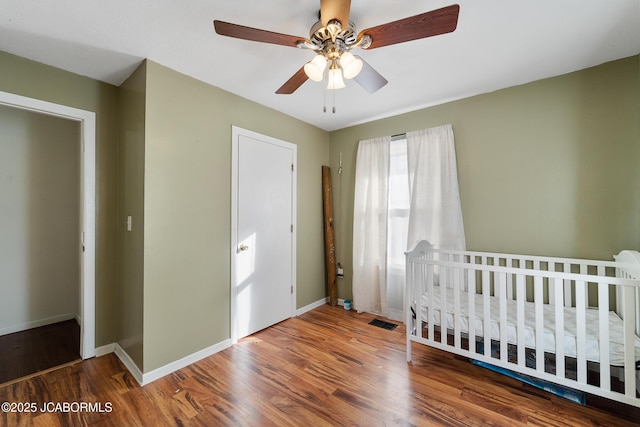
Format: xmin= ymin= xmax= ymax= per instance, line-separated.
xmin=1 ymin=305 xmax=638 ymax=426
xmin=0 ymin=319 xmax=80 ymax=385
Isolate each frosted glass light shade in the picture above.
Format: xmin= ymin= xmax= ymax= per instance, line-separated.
xmin=327 ymin=67 xmax=345 ymax=89
xmin=303 ymin=55 xmax=327 ymax=82
xmin=339 ymin=51 xmax=363 ymax=79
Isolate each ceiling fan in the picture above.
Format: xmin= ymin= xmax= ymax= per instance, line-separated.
xmin=213 ymin=1 xmax=459 ymax=95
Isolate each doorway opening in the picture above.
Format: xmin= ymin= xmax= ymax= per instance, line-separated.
xmin=0 ymin=91 xmax=96 ymax=384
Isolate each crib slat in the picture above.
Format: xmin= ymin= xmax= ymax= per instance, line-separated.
xmin=453 ymin=258 xmax=461 ymax=350
xmin=468 ymin=268 xmax=477 ymax=355
xmin=498 ymin=272 xmax=508 ymax=362
xmin=516 ymin=273 xmax=526 ymax=368
xmin=622 ymin=284 xmax=636 ymax=397
xmin=534 ymin=274 xmax=545 ymax=372
xmin=482 ymin=266 xmax=491 ymax=357
xmin=441 ymin=264 xmax=448 ymax=345
xmin=426 ymin=264 xmax=433 ymax=341
xmin=598 ymin=281 xmax=611 ymax=391
xmin=554 ymin=278 xmax=565 ymax=379
xmin=575 ymin=281 xmax=587 ymax=384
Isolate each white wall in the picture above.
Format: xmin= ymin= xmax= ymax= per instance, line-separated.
xmin=0 ymin=105 xmax=80 ymax=334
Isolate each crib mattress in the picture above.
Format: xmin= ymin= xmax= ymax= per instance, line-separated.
xmin=420 ymin=289 xmax=640 ymax=366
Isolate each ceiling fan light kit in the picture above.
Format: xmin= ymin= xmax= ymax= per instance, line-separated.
xmin=214 ymin=1 xmax=460 ymax=99
xmin=327 ymin=65 xmax=346 ymax=89
xmin=339 ymin=51 xmax=362 ymax=80
xmin=304 ymin=54 xmax=327 ymax=82
xmin=298 ymin=18 xmax=367 ymax=89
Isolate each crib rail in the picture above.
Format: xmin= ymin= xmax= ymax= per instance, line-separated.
xmin=405 ymin=240 xmax=640 ymax=408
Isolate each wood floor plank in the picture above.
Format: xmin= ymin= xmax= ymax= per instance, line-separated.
xmin=1 ymin=304 xmax=639 ymax=426
xmin=0 ymin=320 xmax=80 ymax=386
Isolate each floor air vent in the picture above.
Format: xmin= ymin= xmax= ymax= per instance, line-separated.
xmin=368 ymin=319 xmax=398 ymax=331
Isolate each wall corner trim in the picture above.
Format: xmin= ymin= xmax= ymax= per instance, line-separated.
xmin=113 ymin=343 xmax=144 ymax=385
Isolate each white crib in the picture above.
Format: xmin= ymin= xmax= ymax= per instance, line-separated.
xmin=405 ymin=240 xmax=640 ymax=408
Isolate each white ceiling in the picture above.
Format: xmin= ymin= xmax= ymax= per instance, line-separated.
xmin=1 ymin=1 xmax=638 ymax=131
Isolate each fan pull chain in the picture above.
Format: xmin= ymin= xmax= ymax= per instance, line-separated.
xmin=322 ymin=89 xmax=336 ymax=114
xmin=332 ymin=90 xmax=336 ymax=114
xmin=323 ymin=89 xmax=327 ymax=113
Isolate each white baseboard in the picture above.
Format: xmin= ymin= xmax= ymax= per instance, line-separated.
xmin=94 ymin=343 xmax=116 ymax=357
xmin=0 ymin=313 xmax=77 ymax=337
xmin=98 ymin=298 xmax=336 ymax=386
xmin=108 ymin=339 xmax=232 ymax=386
xmin=296 ymin=297 xmax=360 ymax=314
xmin=296 ymin=297 xmax=329 ymax=316
xmin=140 ymin=339 xmax=231 ymax=385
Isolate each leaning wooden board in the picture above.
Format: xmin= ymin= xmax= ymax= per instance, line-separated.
xmin=322 ymin=166 xmax=338 ymax=306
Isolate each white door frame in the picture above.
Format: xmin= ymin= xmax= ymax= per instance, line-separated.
xmin=230 ymin=126 xmax=296 ymax=344
xmin=0 ymin=90 xmax=96 ymax=359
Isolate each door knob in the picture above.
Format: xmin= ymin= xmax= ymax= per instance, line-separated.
xmin=238 ymin=244 xmax=249 ymax=252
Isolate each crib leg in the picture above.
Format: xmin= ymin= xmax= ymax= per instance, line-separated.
xmin=406 ymin=321 xmax=413 ymax=363
xmin=406 ymin=306 xmax=414 ymax=363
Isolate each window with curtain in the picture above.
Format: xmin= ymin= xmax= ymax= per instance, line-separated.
xmin=352 ymin=124 xmax=465 ymax=320
xmin=386 ymin=137 xmax=410 ymax=320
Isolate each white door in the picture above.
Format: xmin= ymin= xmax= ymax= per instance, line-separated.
xmin=231 ymin=126 xmax=296 ymax=341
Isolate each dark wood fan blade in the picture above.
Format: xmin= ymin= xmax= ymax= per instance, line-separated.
xmin=276 ymin=66 xmax=309 ymax=94
xmin=360 ymin=4 xmax=460 ymax=50
xmin=353 ymin=56 xmax=388 ymax=94
xmin=214 ymin=20 xmax=306 ymax=48
xmin=320 ymin=0 xmax=351 ymax=28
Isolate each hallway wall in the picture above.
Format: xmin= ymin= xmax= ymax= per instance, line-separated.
xmin=0 ymin=105 xmax=80 ymax=334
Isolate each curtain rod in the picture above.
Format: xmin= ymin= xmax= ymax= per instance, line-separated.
xmin=391 ymin=133 xmax=406 ymax=140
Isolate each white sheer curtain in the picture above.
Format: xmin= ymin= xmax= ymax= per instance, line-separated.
xmin=406 ymin=124 xmax=466 ymax=251
xmin=352 ymin=124 xmax=465 ymax=318
xmin=352 ymin=136 xmax=391 ymax=315
xmin=385 ymin=138 xmax=411 ymax=320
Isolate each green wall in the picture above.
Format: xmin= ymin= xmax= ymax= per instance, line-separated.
xmin=142 ymin=61 xmax=328 ymax=372
xmin=0 ymin=51 xmax=119 ymax=347
xmin=329 ymin=55 xmax=640 ymax=302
